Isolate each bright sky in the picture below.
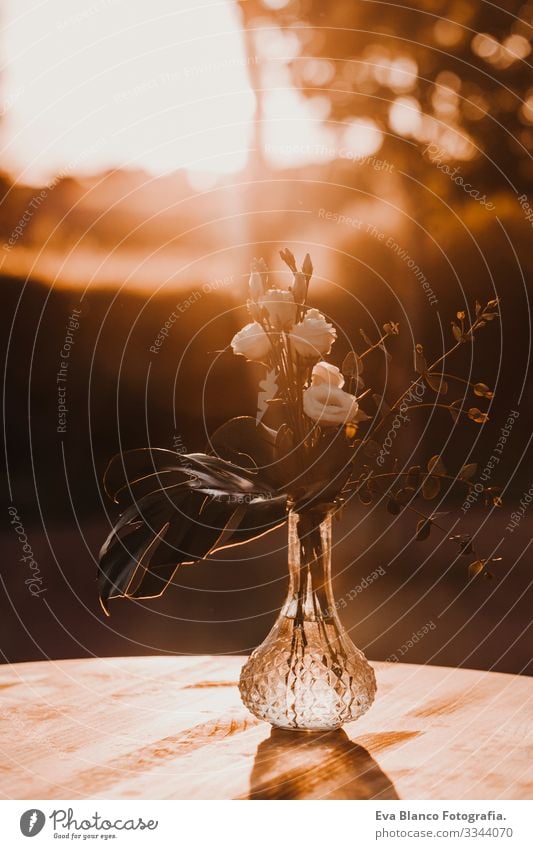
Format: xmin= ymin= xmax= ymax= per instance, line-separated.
xmin=0 ymin=0 xmax=256 ymax=184
xmin=0 ymin=0 xmax=388 ymax=187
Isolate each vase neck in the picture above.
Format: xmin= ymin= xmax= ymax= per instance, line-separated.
xmin=283 ymin=509 xmax=335 ymax=622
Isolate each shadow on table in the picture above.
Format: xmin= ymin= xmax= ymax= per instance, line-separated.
xmin=247 ymin=728 xmax=398 ymax=800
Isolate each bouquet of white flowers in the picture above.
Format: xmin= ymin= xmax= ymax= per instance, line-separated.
xmin=98 ymin=249 xmax=500 ymax=615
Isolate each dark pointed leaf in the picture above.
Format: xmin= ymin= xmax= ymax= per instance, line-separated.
xmin=99 ymin=452 xmax=288 ymax=613
xmin=209 ymin=416 xmax=278 ymax=479
xmin=387 ymin=497 xmax=401 ymax=515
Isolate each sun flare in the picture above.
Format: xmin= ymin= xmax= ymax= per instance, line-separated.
xmin=1 ymin=0 xmax=256 ymax=184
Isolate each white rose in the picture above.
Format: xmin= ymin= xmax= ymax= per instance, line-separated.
xmin=259 ymin=289 xmax=297 ymax=329
xmin=290 ymin=308 xmax=337 ymax=358
xmin=311 ymin=361 xmax=344 ymax=389
xmin=231 ymin=322 xmax=271 ymax=362
xmin=303 ymin=384 xmax=369 ymax=426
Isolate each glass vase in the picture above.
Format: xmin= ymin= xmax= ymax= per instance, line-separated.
xmin=239 ymin=508 xmax=377 ymax=731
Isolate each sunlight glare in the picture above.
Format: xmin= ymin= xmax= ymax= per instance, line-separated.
xmin=1 ymin=0 xmax=255 ymax=184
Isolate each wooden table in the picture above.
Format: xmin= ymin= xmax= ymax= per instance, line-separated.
xmin=1 ymin=656 xmax=531 ymax=800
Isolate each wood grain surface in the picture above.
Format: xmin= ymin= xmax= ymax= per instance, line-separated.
xmin=0 ymin=656 xmax=531 ymax=800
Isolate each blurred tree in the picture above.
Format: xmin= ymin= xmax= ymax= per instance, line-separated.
xmin=237 ymin=0 xmax=533 ymax=193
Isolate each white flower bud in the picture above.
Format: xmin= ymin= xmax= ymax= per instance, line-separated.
xmin=249 ymin=271 xmax=263 ymax=302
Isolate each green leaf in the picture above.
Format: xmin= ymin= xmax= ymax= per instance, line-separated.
xmin=210 ymin=416 xmax=277 ymax=472
xmin=387 ymin=497 xmax=401 ymax=515
xmin=99 ymin=451 xmax=287 ymax=613
xmin=360 ymin=328 xmax=372 ymax=347
xmin=275 ymin=424 xmax=294 ymax=458
xmin=396 ymin=486 xmax=415 ymax=505
xmin=449 ymin=399 xmax=462 ymax=422
xmin=342 ymin=350 xmax=364 ymax=376
xmin=424 ymin=373 xmax=448 ymax=394
xmin=422 ymin=475 xmax=441 ymax=500
xmin=451 ymin=322 xmax=463 ymax=343
xmin=358 ymin=483 xmax=373 ymax=504
xmin=458 ymin=463 xmax=478 ymax=481
xmin=460 ymin=539 xmax=474 ymax=556
xmin=406 ymin=465 xmax=422 ymax=489
xmin=473 ymin=382 xmax=493 ymax=399
xmin=468 ymin=560 xmax=486 ymax=578
xmin=416 ymin=518 xmax=432 ymax=541
xmin=468 ymin=407 xmax=489 ymax=424
xmin=427 ymin=454 xmax=446 ymax=475
xmin=362 ymin=438 xmax=381 ymax=459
